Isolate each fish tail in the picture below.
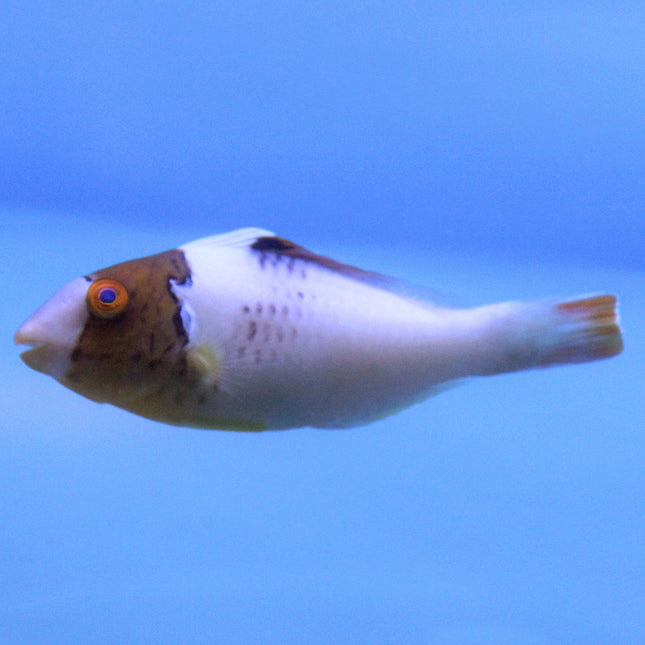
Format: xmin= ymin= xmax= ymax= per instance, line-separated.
xmin=536 ymin=295 xmax=623 ymax=367
xmin=466 ymin=294 xmax=623 ymax=378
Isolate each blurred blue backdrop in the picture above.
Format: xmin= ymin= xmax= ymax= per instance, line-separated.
xmin=2 ymin=2 xmax=644 ymax=643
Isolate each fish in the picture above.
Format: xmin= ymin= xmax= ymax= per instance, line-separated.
xmin=14 ymin=228 xmax=623 ymax=431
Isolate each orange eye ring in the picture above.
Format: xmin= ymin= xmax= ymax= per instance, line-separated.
xmin=86 ymin=278 xmax=129 ymax=319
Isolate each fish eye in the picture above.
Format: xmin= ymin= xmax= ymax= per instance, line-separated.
xmin=86 ymin=278 xmax=129 ymax=319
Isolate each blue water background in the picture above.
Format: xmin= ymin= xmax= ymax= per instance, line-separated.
xmin=2 ymin=3 xmax=644 ymax=643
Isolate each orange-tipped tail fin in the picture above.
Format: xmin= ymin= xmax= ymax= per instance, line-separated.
xmin=538 ymin=295 xmax=623 ymax=367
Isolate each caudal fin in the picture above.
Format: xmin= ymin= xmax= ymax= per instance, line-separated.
xmin=537 ymin=295 xmax=623 ymax=367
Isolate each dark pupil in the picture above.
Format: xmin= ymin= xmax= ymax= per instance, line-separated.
xmin=99 ymin=287 xmax=117 ymax=304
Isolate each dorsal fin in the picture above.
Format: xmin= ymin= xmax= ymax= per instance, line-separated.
xmin=181 ymin=228 xmax=275 ymax=251
xmin=182 ymin=229 xmax=442 ymax=306
xmin=250 ymin=235 xmax=397 ymax=289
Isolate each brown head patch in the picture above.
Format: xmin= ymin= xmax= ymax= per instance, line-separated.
xmin=64 ymin=249 xmax=194 ymax=404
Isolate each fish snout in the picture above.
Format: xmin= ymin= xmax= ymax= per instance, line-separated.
xmin=15 ymin=278 xmax=89 ymax=378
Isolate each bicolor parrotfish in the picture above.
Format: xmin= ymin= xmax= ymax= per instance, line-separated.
xmin=15 ymin=228 xmax=623 ymax=430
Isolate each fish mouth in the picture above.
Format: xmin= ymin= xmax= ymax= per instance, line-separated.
xmin=14 ymin=324 xmax=69 ymax=376
xmin=15 ymin=335 xmax=71 ymax=378
xmin=15 ymin=277 xmax=90 ymax=378
xmin=17 ymin=343 xmax=45 ymax=361
xmin=15 ymin=328 xmax=42 ymax=350
xmin=14 ymin=326 xmax=44 ymax=349
xmin=14 ymin=331 xmax=51 ymax=372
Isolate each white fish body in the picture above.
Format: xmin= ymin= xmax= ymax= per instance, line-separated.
xmin=15 ymin=228 xmax=623 ymax=430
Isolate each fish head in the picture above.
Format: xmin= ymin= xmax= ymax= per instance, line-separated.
xmin=15 ymin=249 xmax=194 ymax=413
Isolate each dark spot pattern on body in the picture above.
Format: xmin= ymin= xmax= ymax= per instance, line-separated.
xmin=251 ymin=234 xmax=391 ymax=289
xmin=172 ymin=310 xmax=186 ymax=340
xmin=166 ymin=284 xmax=178 ymax=304
xmin=251 ymin=237 xmax=296 ymax=252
